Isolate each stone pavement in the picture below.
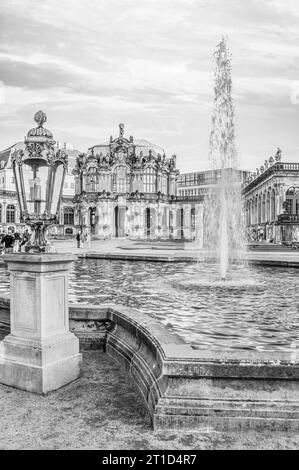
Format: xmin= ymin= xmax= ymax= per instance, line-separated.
xmin=50 ymin=238 xmax=299 ymax=267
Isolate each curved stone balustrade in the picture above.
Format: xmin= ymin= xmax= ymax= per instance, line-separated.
xmin=0 ymin=294 xmax=9 ymax=340
xmin=1 ymin=296 xmax=299 ymax=431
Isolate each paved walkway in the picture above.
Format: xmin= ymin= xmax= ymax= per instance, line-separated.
xmin=50 ymin=239 xmax=299 ymax=267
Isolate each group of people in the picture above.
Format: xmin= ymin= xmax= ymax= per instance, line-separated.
xmin=0 ymin=228 xmax=31 ymax=254
xmin=76 ymin=230 xmax=91 ymax=249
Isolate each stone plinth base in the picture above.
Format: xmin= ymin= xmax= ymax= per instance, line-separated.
xmin=0 ymin=253 xmax=82 ymax=394
xmin=0 ymin=332 xmax=82 ymax=394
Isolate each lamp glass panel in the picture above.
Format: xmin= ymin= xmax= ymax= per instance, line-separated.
xmin=13 ymin=161 xmax=25 ymax=214
xmin=22 ymin=160 xmax=48 ymax=216
xmin=49 ymin=163 xmax=64 ymax=216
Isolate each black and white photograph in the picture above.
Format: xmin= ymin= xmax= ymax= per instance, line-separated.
xmin=0 ymin=0 xmax=298 ymax=453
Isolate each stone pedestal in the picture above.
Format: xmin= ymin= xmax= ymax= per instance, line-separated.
xmin=0 ymin=254 xmax=82 ymax=394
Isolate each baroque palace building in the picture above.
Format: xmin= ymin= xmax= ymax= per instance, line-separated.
xmin=72 ymin=123 xmax=203 ymax=240
xmin=2 ymin=114 xmax=299 ymax=244
xmin=0 ymin=118 xmax=203 ymax=241
xmin=242 ymin=148 xmax=299 ymax=243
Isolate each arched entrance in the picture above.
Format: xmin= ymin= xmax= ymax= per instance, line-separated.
xmin=177 ymin=208 xmax=184 ymax=238
xmin=144 ymin=208 xmax=157 ymax=238
xmin=146 ymin=208 xmax=151 ymax=236
xmin=114 ymin=206 xmax=127 ymax=237
xmin=89 ymin=207 xmax=96 ymax=235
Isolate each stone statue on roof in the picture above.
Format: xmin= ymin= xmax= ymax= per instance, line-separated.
xmin=119 ymin=123 xmax=125 ymax=138
xmin=275 ymin=147 xmax=282 ymax=162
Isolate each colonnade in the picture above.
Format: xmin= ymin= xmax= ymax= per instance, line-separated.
xmin=245 ymin=188 xmax=277 ymax=226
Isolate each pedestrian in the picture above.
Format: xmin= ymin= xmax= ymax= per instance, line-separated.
xmin=85 ymin=230 xmax=91 ymax=249
xmin=13 ymin=230 xmax=22 ymax=252
xmin=0 ymin=229 xmax=5 ymax=254
xmin=76 ymin=230 xmax=82 ymax=248
xmin=81 ymin=231 xmax=86 ymax=249
xmin=2 ymin=229 xmax=15 ymax=253
xmin=20 ymin=228 xmax=31 ymax=252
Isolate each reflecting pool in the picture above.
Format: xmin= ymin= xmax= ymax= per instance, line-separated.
xmin=0 ymin=259 xmax=298 ymax=352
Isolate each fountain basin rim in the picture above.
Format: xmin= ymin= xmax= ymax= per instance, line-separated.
xmin=83 ymin=252 xmax=299 ymax=268
xmin=1 ymin=294 xmax=299 ymax=368
xmin=2 ymin=296 xmax=299 ymax=431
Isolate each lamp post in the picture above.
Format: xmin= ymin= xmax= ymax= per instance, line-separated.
xmin=11 ymin=110 xmax=67 ymax=252
xmin=0 ymin=111 xmax=82 ymax=394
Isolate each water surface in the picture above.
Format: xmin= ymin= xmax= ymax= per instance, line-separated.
xmin=0 ymin=259 xmax=298 ymax=352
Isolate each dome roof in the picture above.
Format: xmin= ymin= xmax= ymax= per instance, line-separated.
xmin=90 ymin=138 xmax=165 ymax=157
xmin=88 ymin=124 xmax=165 ymax=156
xmin=134 ymin=139 xmax=165 ymax=155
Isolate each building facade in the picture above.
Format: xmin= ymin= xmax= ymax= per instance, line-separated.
xmin=8 ymin=118 xmax=298 ymax=245
xmin=243 ymin=149 xmax=299 ymax=243
xmin=72 ymin=124 xmax=203 ymax=240
xmin=178 ymin=169 xmax=249 ymax=199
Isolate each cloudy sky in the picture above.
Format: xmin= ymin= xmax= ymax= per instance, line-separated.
xmin=0 ymin=0 xmax=298 ymax=172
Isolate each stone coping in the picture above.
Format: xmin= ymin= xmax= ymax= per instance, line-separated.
xmin=85 ymin=253 xmax=193 ymax=263
xmin=3 ymin=253 xmax=76 ymax=263
xmin=69 ymin=303 xmax=299 ymax=374
xmin=3 ymin=253 xmax=77 ymax=273
xmin=1 ymin=296 xmax=299 ymax=370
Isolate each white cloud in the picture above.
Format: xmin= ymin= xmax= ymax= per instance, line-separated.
xmin=0 ymin=0 xmax=298 ymax=170
xmin=0 ymin=81 xmax=5 ymax=104
xmin=266 ymin=0 xmax=299 ymax=17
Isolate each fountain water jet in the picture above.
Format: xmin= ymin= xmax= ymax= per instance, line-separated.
xmin=204 ymin=37 xmax=246 ymax=279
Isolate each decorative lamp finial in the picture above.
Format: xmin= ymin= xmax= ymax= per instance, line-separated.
xmin=34 ymin=110 xmax=47 ymax=127
xmin=26 ymin=110 xmax=53 ymax=140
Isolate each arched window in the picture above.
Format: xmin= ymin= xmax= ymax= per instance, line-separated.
xmin=266 ymin=192 xmax=270 ymax=222
xmin=270 ymin=189 xmax=276 ymax=220
xmin=143 ymin=167 xmax=156 ymax=193
xmin=191 ymin=207 xmax=196 ymax=230
xmin=262 ymin=193 xmax=266 ymax=223
xmin=87 ymin=167 xmax=98 ymax=192
xmin=258 ymin=195 xmax=261 ymax=224
xmin=113 ymin=165 xmax=130 ymax=193
xmin=162 ymin=207 xmax=167 ymax=228
xmin=64 ymin=207 xmax=74 ymax=225
xmin=177 ymin=208 xmax=184 ymax=227
xmin=161 ymin=174 xmax=168 ymax=194
xmin=0 ymin=203 xmax=2 ymax=223
xmin=6 ymin=204 xmax=15 ymax=223
xmin=285 ymin=187 xmax=299 ymax=215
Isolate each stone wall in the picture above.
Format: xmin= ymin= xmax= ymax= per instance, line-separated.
xmin=69 ymin=304 xmax=114 ymax=350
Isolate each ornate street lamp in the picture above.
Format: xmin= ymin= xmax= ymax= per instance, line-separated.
xmin=11 ymin=111 xmax=68 ymax=252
